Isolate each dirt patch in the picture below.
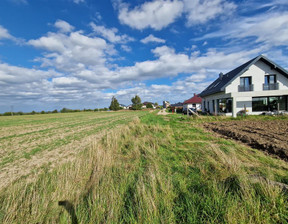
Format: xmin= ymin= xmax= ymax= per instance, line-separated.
xmin=157 ymin=109 xmax=169 ymax=115
xmin=204 ymin=120 xmax=288 ymax=161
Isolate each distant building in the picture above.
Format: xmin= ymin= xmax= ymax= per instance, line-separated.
xmin=183 ymin=94 xmax=202 ymax=112
xmin=199 ymin=55 xmax=288 ymax=117
xmin=142 ymin=102 xmax=155 ymax=109
xmin=119 ymin=104 xmax=128 ymax=109
xmin=170 ymin=102 xmax=183 ymax=108
xmin=163 ymin=101 xmax=170 ymax=108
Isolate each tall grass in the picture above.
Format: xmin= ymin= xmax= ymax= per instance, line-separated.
xmin=0 ymin=114 xmax=287 ymax=223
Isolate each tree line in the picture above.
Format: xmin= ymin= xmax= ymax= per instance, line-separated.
xmin=109 ymin=95 xmax=143 ymax=111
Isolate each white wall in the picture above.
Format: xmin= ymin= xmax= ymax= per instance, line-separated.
xmin=183 ymin=103 xmax=201 ymax=111
xmin=226 ymin=60 xmax=288 ymax=93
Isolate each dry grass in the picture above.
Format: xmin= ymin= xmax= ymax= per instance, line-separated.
xmin=0 ymin=113 xmax=287 ymax=223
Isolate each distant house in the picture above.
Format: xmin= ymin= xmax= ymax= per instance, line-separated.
xmin=183 ymin=94 xmax=202 ymax=112
xmin=163 ymin=101 xmax=170 ymax=108
xmin=170 ymin=102 xmax=183 ymax=108
xmin=142 ymin=102 xmax=155 ymax=109
xmin=199 ymin=55 xmax=288 ymax=117
xmin=119 ymin=104 xmax=128 ymax=109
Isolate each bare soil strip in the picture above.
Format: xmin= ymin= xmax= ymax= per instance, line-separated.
xmin=204 ymin=120 xmax=288 ymax=161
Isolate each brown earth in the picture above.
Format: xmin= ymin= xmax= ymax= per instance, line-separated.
xmin=203 ymin=120 xmax=288 ymax=161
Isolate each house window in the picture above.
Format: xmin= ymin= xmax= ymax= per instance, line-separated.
xmin=252 ymin=96 xmax=287 ymax=112
xmin=218 ymin=98 xmax=232 ymax=113
xmin=239 ymin=77 xmax=253 ymax=91
xmin=264 ymin=74 xmax=278 ymax=90
xmin=252 ymin=97 xmax=268 ymax=111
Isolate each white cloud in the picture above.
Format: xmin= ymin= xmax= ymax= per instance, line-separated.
xmin=28 ymin=25 xmax=112 ymax=72
xmin=0 ymin=25 xmax=13 ymax=40
xmin=183 ymin=0 xmax=236 ymax=26
xmin=196 ymin=13 xmax=288 ymax=48
xmin=0 ymin=63 xmax=59 ymax=85
xmin=116 ymin=0 xmax=235 ymax=30
xmin=117 ymin=0 xmax=184 ymax=30
xmin=90 ymin=22 xmax=134 ymax=43
xmin=54 ymin=20 xmax=74 ymax=33
xmin=141 ymin=34 xmax=166 ymax=44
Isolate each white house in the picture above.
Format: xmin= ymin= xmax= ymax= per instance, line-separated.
xmin=183 ymin=93 xmax=202 ymax=112
xmin=199 ymin=55 xmax=288 ymax=117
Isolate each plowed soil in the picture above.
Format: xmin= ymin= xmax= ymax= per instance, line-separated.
xmin=204 ymin=120 xmax=288 ymax=161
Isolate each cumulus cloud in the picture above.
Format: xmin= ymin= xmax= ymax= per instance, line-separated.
xmin=117 ymin=0 xmax=184 ymax=30
xmin=183 ymin=0 xmax=236 ymax=26
xmin=27 ymin=25 xmax=112 ymax=73
xmin=0 ymin=25 xmax=13 ymax=40
xmin=90 ymin=22 xmax=134 ymax=43
xmin=54 ymin=20 xmax=74 ymax=33
xmin=141 ymin=34 xmax=166 ymax=44
xmin=116 ymin=0 xmax=235 ymax=30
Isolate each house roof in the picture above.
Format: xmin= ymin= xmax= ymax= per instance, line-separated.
xmin=170 ymin=102 xmax=183 ymax=107
xmin=199 ymin=55 xmax=288 ymax=97
xmin=183 ymin=94 xmax=202 ymax=104
xmin=143 ymin=101 xmax=153 ymax=105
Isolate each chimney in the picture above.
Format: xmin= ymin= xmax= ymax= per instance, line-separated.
xmin=219 ymin=72 xmax=224 ymax=80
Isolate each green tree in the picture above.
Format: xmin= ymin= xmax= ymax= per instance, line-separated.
xmin=131 ymin=95 xmax=142 ymax=110
xmin=109 ymin=96 xmax=120 ymax=111
xmin=146 ymin=102 xmax=153 ymax=109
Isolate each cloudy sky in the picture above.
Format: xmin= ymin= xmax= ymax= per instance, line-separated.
xmin=0 ymin=0 xmax=288 ymax=112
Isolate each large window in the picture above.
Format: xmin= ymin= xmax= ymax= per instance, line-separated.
xmin=264 ymin=74 xmax=278 ymax=90
xmin=252 ymin=96 xmax=287 ymax=112
xmin=239 ymin=77 xmax=253 ymax=91
xmin=252 ymin=97 xmax=268 ymax=111
xmin=265 ymin=75 xmax=276 ymax=84
xmin=217 ymin=98 xmax=232 ymax=113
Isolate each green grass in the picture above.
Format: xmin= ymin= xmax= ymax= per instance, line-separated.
xmin=0 ymin=113 xmax=287 ymax=223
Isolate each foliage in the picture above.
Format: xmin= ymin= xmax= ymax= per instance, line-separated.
xmin=109 ymin=96 xmax=120 ymax=111
xmin=146 ymin=102 xmax=153 ymax=108
xmin=131 ymin=95 xmax=142 ymax=110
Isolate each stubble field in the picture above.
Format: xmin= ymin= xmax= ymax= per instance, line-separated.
xmin=0 ymin=112 xmax=288 ymax=223
xmin=0 ymin=111 xmax=146 ymax=189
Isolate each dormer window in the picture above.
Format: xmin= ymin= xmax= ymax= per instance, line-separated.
xmin=263 ymin=74 xmax=278 ymax=90
xmin=239 ymin=76 xmax=253 ymax=92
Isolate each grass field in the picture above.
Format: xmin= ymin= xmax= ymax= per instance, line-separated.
xmin=0 ymin=112 xmax=288 ymax=223
xmin=0 ymin=111 xmax=146 ymax=189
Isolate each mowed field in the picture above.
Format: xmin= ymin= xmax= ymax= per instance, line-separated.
xmin=0 ymin=112 xmax=288 ymax=223
xmin=0 ymin=111 xmax=146 ymax=189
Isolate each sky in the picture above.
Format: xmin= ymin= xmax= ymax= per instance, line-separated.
xmin=0 ymin=0 xmax=288 ymax=112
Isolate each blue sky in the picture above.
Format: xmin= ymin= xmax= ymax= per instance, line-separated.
xmin=0 ymin=0 xmax=288 ymax=112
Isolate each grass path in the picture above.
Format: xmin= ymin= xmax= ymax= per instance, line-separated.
xmin=0 ymin=112 xmax=287 ymax=223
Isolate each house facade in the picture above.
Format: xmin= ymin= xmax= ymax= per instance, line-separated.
xmin=183 ymin=93 xmax=202 ymax=112
xmin=199 ymin=55 xmax=288 ymax=117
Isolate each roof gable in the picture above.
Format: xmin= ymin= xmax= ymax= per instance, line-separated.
xmin=183 ymin=94 xmax=202 ymax=104
xmin=199 ymin=55 xmax=288 ymax=97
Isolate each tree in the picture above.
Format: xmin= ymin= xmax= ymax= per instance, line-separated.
xmin=131 ymin=95 xmax=142 ymax=110
xmin=109 ymin=96 xmax=120 ymax=111
xmin=146 ymin=102 xmax=153 ymax=108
